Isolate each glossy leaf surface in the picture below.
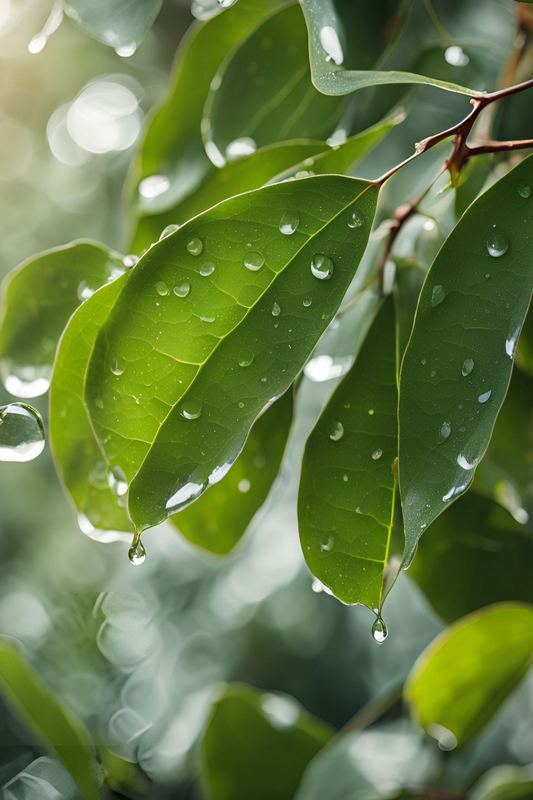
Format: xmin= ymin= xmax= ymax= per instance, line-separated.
xmin=63 ymin=0 xmax=162 ymax=50
xmin=0 ymin=241 xmax=125 ymax=399
xmin=0 ymin=638 xmax=101 ymax=800
xmin=201 ymin=683 xmax=333 ymax=800
xmin=299 ymin=296 xmax=397 ymax=609
xmin=399 ymin=155 xmax=533 ymax=567
xmin=203 ymin=4 xmax=345 ymax=162
xmin=173 ymin=389 xmax=293 ymax=554
xmin=85 ymin=176 xmax=379 ymax=533
xmin=405 ymin=603 xmax=533 ymax=746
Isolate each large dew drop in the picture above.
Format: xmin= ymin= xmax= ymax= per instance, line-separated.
xmin=311 ymin=254 xmax=334 ymax=280
xmin=518 ymin=183 xmax=531 ymax=199
xmin=200 ymin=262 xmax=215 ymax=276
xmin=238 ymin=350 xmax=254 ymax=367
xmin=462 ymin=358 xmax=474 ymax=376
xmin=244 ymin=252 xmax=264 ymax=271
xmin=187 ymin=238 xmax=203 ymax=256
xmin=111 ymin=356 xmax=126 ymax=376
xmin=485 ymin=227 xmax=509 ymax=257
xmin=371 ymin=616 xmax=388 ymax=644
xmin=348 ymin=209 xmax=365 ymax=229
xmin=279 ymin=210 xmax=299 ymax=235
xmin=156 ymin=281 xmax=169 ymax=296
xmin=0 ymin=403 xmax=45 ymax=462
xmin=431 ymin=285 xmax=445 ymax=307
xmin=174 ymin=282 xmax=190 ymax=297
xmin=328 ymin=420 xmax=344 ymax=441
xmin=160 ymin=224 xmax=179 ymax=240
xmin=181 ymin=398 xmax=202 ymax=420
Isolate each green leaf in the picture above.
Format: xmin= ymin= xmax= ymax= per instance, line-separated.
xmin=201 ymin=683 xmax=333 ymax=800
xmin=399 ymin=154 xmax=533 ymax=568
xmin=0 ymin=638 xmax=101 ymax=800
xmin=469 ymin=765 xmax=533 ymax=800
xmin=298 ymin=296 xmax=397 ymax=610
xmin=172 ymin=389 xmax=293 ymax=554
xmin=129 ymin=0 xmax=278 ymax=215
xmin=516 ymin=305 xmax=533 ymax=377
xmin=0 ymin=241 xmax=125 ymax=399
xmin=202 ymin=4 xmax=345 ymax=163
xmin=62 ymin=0 xmax=162 ymax=51
xmin=409 ymin=493 xmax=533 ymax=623
xmin=85 ymin=176 xmax=379 ymax=534
xmin=405 ymin=603 xmax=533 ymax=746
xmin=50 ymin=275 xmax=133 ymax=537
xmin=299 ymin=0 xmax=482 ymax=96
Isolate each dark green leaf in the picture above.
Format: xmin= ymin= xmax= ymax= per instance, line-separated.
xmin=0 ymin=638 xmax=101 ymax=800
xmin=516 ymin=305 xmax=533 ymax=377
xmin=172 ymin=389 xmax=293 ymax=554
xmin=0 ymin=241 xmax=125 ymax=399
xmin=202 ymin=4 xmax=345 ymax=161
xmin=62 ymin=0 xmax=162 ymax=51
xmin=201 ymin=683 xmax=333 ymax=800
xmin=454 ymin=155 xmax=492 ymax=220
xmin=85 ymin=176 xmax=379 ymax=534
xmin=405 ymin=603 xmax=533 ymax=746
xmin=399 ymin=154 xmax=533 ymax=567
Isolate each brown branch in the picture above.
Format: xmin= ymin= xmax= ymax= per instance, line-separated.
xmin=467 ymin=138 xmax=533 ymax=156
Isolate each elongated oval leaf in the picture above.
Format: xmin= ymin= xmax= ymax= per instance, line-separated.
xmin=85 ymin=176 xmax=379 ymax=534
xmin=201 ymin=683 xmax=333 ymax=800
xmin=399 ymin=154 xmax=533 ymax=567
xmin=299 ymin=296 xmax=397 ymax=609
xmin=0 ymin=241 xmax=125 ymax=398
xmin=202 ymin=4 xmax=345 ymax=164
xmin=0 ymin=638 xmax=101 ymax=800
xmin=405 ymin=603 xmax=533 ymax=746
xmin=63 ymin=0 xmax=162 ymax=50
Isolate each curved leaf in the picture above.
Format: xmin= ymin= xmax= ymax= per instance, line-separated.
xmin=399 ymin=154 xmax=533 ymax=568
xmin=202 ymin=4 xmax=345 ymax=164
xmin=516 ymin=305 xmax=533 ymax=377
xmin=469 ymin=765 xmax=533 ymax=800
xmin=85 ymin=176 xmax=379 ymax=533
xmin=0 ymin=638 xmax=101 ymax=800
xmin=405 ymin=603 xmax=533 ymax=746
xmin=201 ymin=683 xmax=333 ymax=800
xmin=0 ymin=241 xmax=125 ymax=399
xmin=62 ymin=0 xmax=162 ymax=51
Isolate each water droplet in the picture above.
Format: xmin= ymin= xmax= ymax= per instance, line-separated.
xmin=218 ymin=0 xmax=238 ymax=6
xmin=77 ymin=281 xmax=94 ymax=302
xmin=431 ymin=285 xmax=445 ymax=307
xmin=343 ymin=474 xmax=348 ymax=481
xmin=160 ymin=224 xmax=179 ymax=240
xmin=320 ymin=536 xmax=334 ymax=552
xmin=123 ymin=254 xmax=139 ymax=268
xmin=238 ymin=478 xmax=251 ymax=493
xmin=200 ymin=261 xmax=215 ymax=276
xmin=111 ymin=356 xmax=126 ymax=376
xmin=88 ymin=459 xmax=107 ymax=489
xmin=329 ymin=420 xmax=344 ymax=441
xmin=478 ymin=390 xmax=492 ymax=403
xmin=108 ymin=467 xmax=128 ymax=496
xmin=187 ymin=238 xmax=203 ymax=256
xmin=174 ymin=282 xmax=190 ymax=297
xmin=279 ymin=210 xmax=299 ymax=235
xmin=368 ymin=409 xmax=374 ymax=415
xmin=272 ymin=303 xmax=281 ymax=316
xmin=0 ymin=403 xmax=45 ymax=462
xmin=311 ymin=254 xmax=334 ymax=280
xmin=462 ymin=358 xmax=474 ymax=376
xmin=371 ymin=616 xmax=388 ymax=644
xmin=439 ymin=421 xmax=451 ymax=442
xmin=518 ymin=183 xmax=531 ymax=199
xmin=95 ymin=398 xmax=104 ymax=409
xmin=444 ymin=45 xmax=469 ymax=66
xmin=181 ymin=398 xmax=202 ymax=419
xmin=238 ymin=350 xmax=254 ymax=367
xmin=372 ymin=449 xmax=383 ymax=460
xmin=226 ymin=137 xmax=257 ymax=160
xmin=303 ymin=298 xmax=312 ymax=307
xmin=156 ymin=281 xmax=169 ymax=296
xmin=116 ymin=41 xmax=137 ymax=57
xmin=128 ymin=536 xmax=146 ymax=566
xmin=348 ymin=209 xmax=365 ymax=228
xmin=319 ymin=25 xmax=344 ymax=64
xmin=485 ymin=227 xmax=508 ymax=257
xmin=244 ymin=251 xmax=264 ymax=271
xmin=139 ymin=174 xmax=170 ymax=199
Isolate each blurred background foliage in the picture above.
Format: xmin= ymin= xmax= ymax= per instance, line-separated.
xmin=0 ymin=0 xmax=533 ymax=798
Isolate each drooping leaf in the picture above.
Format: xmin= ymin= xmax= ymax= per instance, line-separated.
xmin=50 ymin=275 xmax=133 ymax=537
xmin=62 ymin=0 xmax=162 ymax=51
xmin=399 ymin=154 xmax=533 ymax=568
xmin=298 ymin=296 xmax=397 ymax=609
xmin=202 ymin=4 xmax=345 ymax=164
xmin=0 ymin=638 xmax=101 ymax=800
xmin=299 ymin=0 xmax=482 ymax=96
xmin=85 ymin=176 xmax=379 ymax=534
xmin=0 ymin=241 xmax=125 ymax=399
xmin=201 ymin=683 xmax=333 ymax=800
xmin=128 ymin=0 xmax=278 ymax=216
xmin=405 ymin=603 xmax=533 ymax=747
xmin=172 ymin=388 xmax=293 ymax=555
xmin=409 ymin=493 xmax=533 ymax=623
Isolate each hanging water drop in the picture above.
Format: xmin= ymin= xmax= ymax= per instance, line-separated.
xmin=439 ymin=421 xmax=451 ymax=443
xmin=244 ymin=252 xmax=264 ymax=271
xmin=371 ymin=616 xmax=388 ymax=644
xmin=518 ymin=183 xmax=531 ymax=199
xmin=279 ymin=210 xmax=299 ymax=235
xmin=431 ymin=285 xmax=445 ymax=307
xmin=174 ymin=282 xmax=190 ymax=297
xmin=462 ymin=358 xmax=474 ymax=376
xmin=77 ymin=281 xmax=93 ymax=302
xmin=187 ymin=238 xmax=203 ymax=256
xmin=0 ymin=403 xmax=45 ymax=462
xmin=218 ymin=0 xmax=238 ymax=7
xmin=181 ymin=398 xmax=202 ymax=419
xmin=348 ymin=209 xmax=365 ymax=228
xmin=485 ymin=227 xmax=508 ymax=257
xmin=328 ymin=420 xmax=344 ymax=441
xmin=160 ymin=224 xmax=180 ymax=240
xmin=123 ymin=254 xmax=139 ymax=268
xmin=128 ymin=534 xmax=146 ymax=566
xmin=200 ymin=262 xmax=215 ymax=276
xmin=238 ymin=350 xmax=254 ymax=367
xmin=156 ymin=281 xmax=169 ymax=296
xmin=111 ymin=356 xmax=126 ymax=376
xmin=311 ymin=254 xmax=334 ymax=280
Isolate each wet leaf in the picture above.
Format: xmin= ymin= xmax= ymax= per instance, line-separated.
xmin=202 ymin=4 xmax=345 ymax=163
xmin=172 ymin=389 xmax=293 ymax=554
xmin=405 ymin=603 xmax=533 ymax=746
xmin=0 ymin=241 xmax=125 ymax=399
xmin=201 ymin=683 xmax=333 ymax=800
xmin=85 ymin=176 xmax=379 ymax=534
xmin=399 ymin=154 xmax=533 ymax=568
xmin=63 ymin=0 xmax=162 ymax=51
xmin=0 ymin=638 xmax=101 ymax=800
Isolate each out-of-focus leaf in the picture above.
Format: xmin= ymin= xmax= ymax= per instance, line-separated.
xmin=50 ymin=275 xmax=133 ymax=537
xmin=0 ymin=639 xmax=101 ymax=800
xmin=99 ymin=748 xmax=152 ymax=800
xmin=85 ymin=176 xmax=379 ymax=534
xmin=202 ymin=4 xmax=345 ymax=163
xmin=0 ymin=241 xmax=125 ymax=399
xmin=454 ymin=155 xmax=492 ymax=220
xmin=468 ymin=764 xmax=533 ymax=800
xmin=409 ymin=493 xmax=533 ymax=623
xmin=405 ymin=603 xmax=533 ymax=746
xmin=299 ymin=0 xmax=482 ymax=96
xmin=129 ymin=0 xmax=278 ymax=215
xmin=173 ymin=389 xmax=293 ymax=555
xmin=62 ymin=0 xmax=162 ymax=51
xmin=299 ymin=297 xmax=397 ymax=609
xmin=201 ymin=683 xmax=333 ymax=800
xmin=399 ymin=154 xmax=533 ymax=568
xmin=516 ymin=305 xmax=533 ymax=377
